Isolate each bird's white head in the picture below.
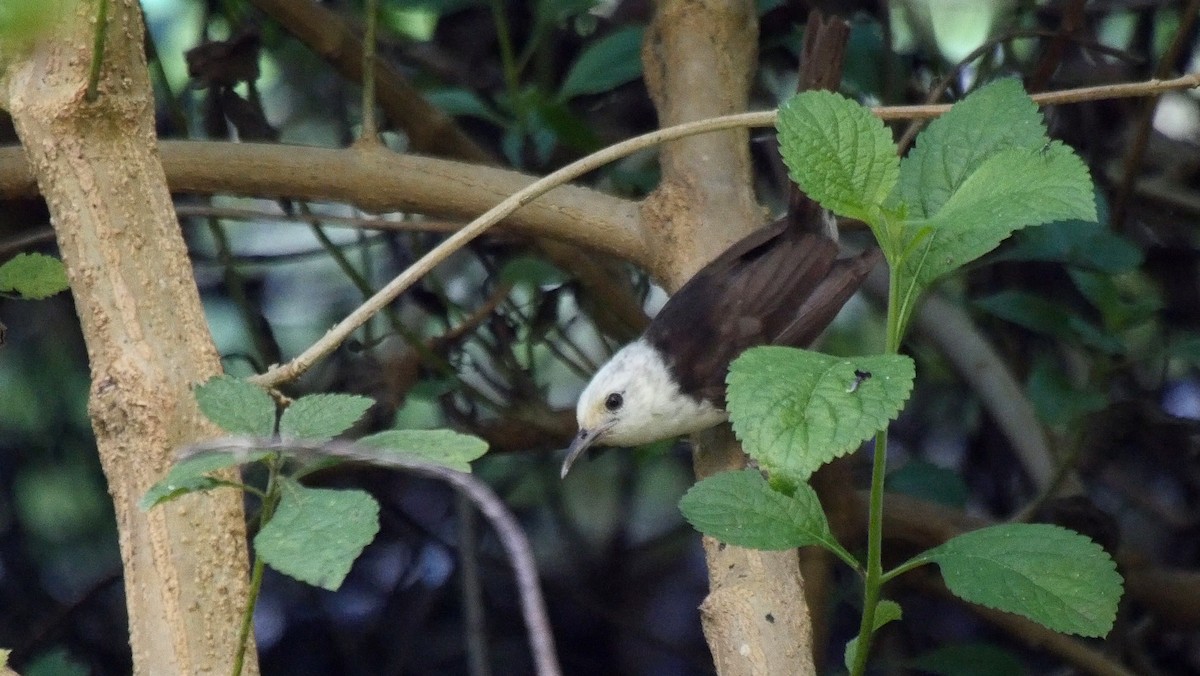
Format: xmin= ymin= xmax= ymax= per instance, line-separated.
xmin=562 ymin=339 xmax=725 ymax=477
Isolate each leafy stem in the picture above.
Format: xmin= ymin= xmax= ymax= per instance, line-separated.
xmin=850 ymin=256 xmax=911 ymax=675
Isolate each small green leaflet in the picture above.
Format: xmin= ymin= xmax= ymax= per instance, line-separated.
xmin=679 ymin=469 xmax=847 ymax=557
xmin=776 ymin=89 xmax=899 ymax=225
xmin=254 ymin=479 xmax=380 ymax=591
xmin=726 ymin=347 xmax=914 ymax=481
xmin=279 ymin=393 xmax=373 ymax=443
xmin=925 ymin=523 xmax=1123 ymax=637
xmin=358 ymin=429 xmax=488 ymax=472
xmin=843 ymin=599 xmax=902 ymax=672
xmin=194 ymin=375 xmax=276 ymax=436
xmin=0 ymin=253 xmax=69 ymax=299
xmin=140 ymin=449 xmax=271 ymax=510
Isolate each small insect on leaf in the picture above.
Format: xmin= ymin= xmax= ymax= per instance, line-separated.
xmin=847 ymin=369 xmax=872 ymax=393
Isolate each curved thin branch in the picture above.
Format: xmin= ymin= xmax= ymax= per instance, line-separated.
xmin=178 ymin=437 xmax=561 ymax=676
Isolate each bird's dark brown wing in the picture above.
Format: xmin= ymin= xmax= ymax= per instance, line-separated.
xmin=643 ymin=215 xmax=879 ymax=408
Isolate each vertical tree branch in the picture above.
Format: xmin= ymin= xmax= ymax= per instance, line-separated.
xmin=1 ymin=1 xmax=256 ymax=673
xmin=639 ymin=1 xmax=816 ymax=673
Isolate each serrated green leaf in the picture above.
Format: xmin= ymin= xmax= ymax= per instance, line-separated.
xmin=899 ymin=144 xmax=1096 ymax=292
xmin=928 ymin=523 xmax=1123 ymax=637
xmin=358 ymin=429 xmax=488 ymax=472
xmin=776 ymin=90 xmax=899 ymax=224
xmin=844 ymin=599 xmax=902 ymax=672
xmin=899 ymin=78 xmax=1047 ymax=218
xmin=679 ymin=470 xmax=846 ymax=555
xmin=0 ymin=253 xmax=69 ymax=299
xmin=558 ymin=26 xmax=645 ymax=100
xmin=194 ymin=375 xmax=277 ymax=436
xmin=279 ymin=393 xmax=373 ymax=442
xmin=254 ymin=479 xmax=380 ymax=591
xmin=908 ymin=643 xmax=1026 ymax=676
xmin=140 ymin=449 xmax=271 ymax=510
xmin=726 ymin=347 xmax=915 ymax=481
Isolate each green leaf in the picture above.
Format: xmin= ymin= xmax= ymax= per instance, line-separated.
xmin=279 ymin=393 xmax=373 ymax=442
xmin=927 ymin=523 xmax=1123 ymax=637
xmin=776 ymin=90 xmax=899 ymax=225
xmin=558 ymin=26 xmax=645 ymax=100
xmin=254 ymin=479 xmax=380 ymax=591
xmin=726 ymin=347 xmax=915 ymax=481
xmin=974 ymin=291 xmax=1124 ymax=354
xmin=358 ymin=429 xmax=488 ymax=472
xmin=1069 ymin=268 xmax=1162 ymax=331
xmin=898 ymin=144 xmax=1096 ymax=291
xmin=844 ymin=599 xmax=902 ymax=672
xmin=500 ymin=256 xmax=566 ymax=288
xmin=909 ymin=643 xmax=1026 ymax=676
xmin=1026 ymin=357 xmax=1107 ymax=427
xmin=898 ymin=78 xmax=1047 ymax=219
xmin=194 ymin=375 xmax=277 ymax=436
xmin=23 ymin=648 xmax=88 ymax=676
xmin=422 ymin=88 xmax=506 ymax=125
xmin=140 ymin=449 xmax=271 ymax=510
xmin=994 ymin=217 xmax=1142 ymax=274
xmin=679 ymin=470 xmax=847 ymax=555
xmin=0 ymin=253 xmax=68 ymax=299
xmin=887 ymin=460 xmax=968 ymax=508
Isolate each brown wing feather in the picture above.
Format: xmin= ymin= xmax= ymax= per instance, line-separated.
xmin=644 ymin=208 xmax=877 ymax=407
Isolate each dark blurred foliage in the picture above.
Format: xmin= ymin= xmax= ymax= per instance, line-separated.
xmin=1 ymin=0 xmax=1200 ymax=674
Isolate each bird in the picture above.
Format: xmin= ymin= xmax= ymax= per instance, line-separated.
xmin=562 ymin=204 xmax=882 ymax=477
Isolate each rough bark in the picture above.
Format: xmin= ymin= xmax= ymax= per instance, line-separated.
xmin=1 ymin=2 xmax=256 ymax=673
xmin=640 ymin=1 xmax=816 ymax=673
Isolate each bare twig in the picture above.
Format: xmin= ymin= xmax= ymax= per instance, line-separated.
xmin=359 ymin=0 xmax=379 ymax=142
xmin=178 ymin=437 xmax=561 ymax=676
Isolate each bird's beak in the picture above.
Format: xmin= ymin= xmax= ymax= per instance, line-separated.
xmin=561 ymin=424 xmax=609 ymax=478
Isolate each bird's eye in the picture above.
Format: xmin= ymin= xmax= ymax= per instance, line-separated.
xmin=605 ymin=392 xmax=624 ymax=412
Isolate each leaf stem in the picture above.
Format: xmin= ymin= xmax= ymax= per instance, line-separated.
xmin=850 ymin=264 xmax=907 ymax=676
xmin=881 ymin=554 xmax=932 ymax=585
xmin=85 ymin=0 xmax=109 ymax=102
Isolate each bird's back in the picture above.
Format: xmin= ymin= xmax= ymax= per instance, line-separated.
xmin=644 ymin=214 xmax=880 ymax=408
